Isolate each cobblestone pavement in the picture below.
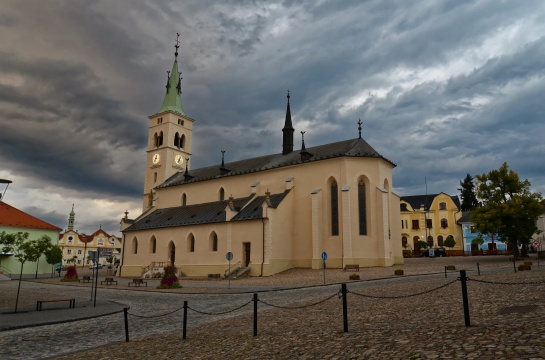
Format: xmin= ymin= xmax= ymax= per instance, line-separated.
xmin=1 ymin=255 xmax=545 ymax=359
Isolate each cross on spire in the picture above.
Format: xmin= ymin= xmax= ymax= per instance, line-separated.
xmin=358 ymin=118 xmax=362 ymax=138
xmin=287 ymin=89 xmax=290 ymax=103
xmin=301 ymin=130 xmax=305 ymax=141
xmin=175 ymin=32 xmax=180 ymax=57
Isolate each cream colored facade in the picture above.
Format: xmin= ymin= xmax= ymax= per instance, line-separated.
xmin=119 ymin=46 xmax=403 ymax=278
xmin=58 ymin=207 xmax=121 ymax=266
xmin=400 ymin=193 xmax=463 ymax=253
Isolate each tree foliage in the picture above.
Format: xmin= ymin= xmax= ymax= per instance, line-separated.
xmin=0 ymin=231 xmax=52 ymax=312
xmin=443 ymin=235 xmax=456 ymax=249
xmin=472 ymin=163 xmax=544 ymax=257
xmin=458 ymin=174 xmax=479 ymax=211
xmin=45 ymin=245 xmax=63 ymax=265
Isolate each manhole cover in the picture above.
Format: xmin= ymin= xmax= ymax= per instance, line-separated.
xmin=23 ymin=336 xmax=50 ymax=341
xmin=498 ymin=305 xmax=539 ymax=314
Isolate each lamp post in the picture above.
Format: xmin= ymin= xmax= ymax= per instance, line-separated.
xmin=0 ymin=179 xmax=12 ymax=202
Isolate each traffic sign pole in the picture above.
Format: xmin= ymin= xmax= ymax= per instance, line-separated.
xmin=321 ymin=252 xmax=327 ymax=285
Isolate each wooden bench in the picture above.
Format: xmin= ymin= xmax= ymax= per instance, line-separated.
xmin=344 ymin=264 xmax=360 ymax=272
xmin=36 ymin=299 xmax=75 ymax=311
xmin=101 ymin=277 xmax=118 ymax=285
xmin=128 ymin=278 xmax=147 ymax=287
xmin=79 ymin=275 xmax=92 ymax=283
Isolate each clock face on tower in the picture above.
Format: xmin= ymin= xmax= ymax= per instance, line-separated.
xmin=152 ymin=153 xmax=161 ymax=164
xmin=174 ymin=154 xmax=184 ymax=166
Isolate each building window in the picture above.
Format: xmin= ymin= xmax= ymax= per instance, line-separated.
xmin=402 ymin=236 xmax=408 ymax=247
xmin=219 ymin=188 xmax=225 ymax=201
xmin=178 ymin=119 xmax=184 ymax=126
xmin=77 ymin=250 xmax=82 ymax=255
xmin=331 ymin=181 xmax=339 ymax=236
xmin=412 ymin=220 xmax=419 ymax=229
xmin=437 ymin=235 xmax=444 ymax=247
xmin=470 ymin=225 xmax=476 ymax=233
xmin=401 ymin=220 xmax=404 ymax=229
xmin=67 ymin=249 xmax=72 ymax=255
xmin=358 ymin=181 xmax=367 ymax=235
xmin=188 ymin=234 xmax=195 ymax=253
xmin=132 ymin=238 xmax=138 ymax=254
xmin=180 ymin=134 xmax=186 ymax=149
xmin=439 ymin=202 xmax=447 ymax=210
xmin=182 ymin=193 xmax=187 ymax=206
xmin=150 ymin=237 xmax=157 ymax=254
xmin=155 ymin=131 xmax=163 ymax=147
xmin=210 ymin=233 xmax=218 ymax=252
xmin=427 ymin=236 xmax=434 ymax=247
xmin=426 ymin=219 xmax=432 ymax=228
xmin=174 ymin=132 xmax=180 ymax=148
xmin=154 ymin=172 xmax=157 ymax=183
xmin=441 ymin=218 xmax=448 ymax=228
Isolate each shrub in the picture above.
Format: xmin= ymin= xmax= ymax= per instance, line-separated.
xmin=446 ymin=265 xmax=456 ymax=271
xmin=157 ymin=265 xmax=182 ymax=289
xmin=349 ymin=274 xmax=360 ymax=280
xmin=61 ymin=266 xmax=79 ymax=282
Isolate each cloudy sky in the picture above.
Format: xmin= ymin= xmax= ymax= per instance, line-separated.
xmin=1 ymin=1 xmax=544 ymax=236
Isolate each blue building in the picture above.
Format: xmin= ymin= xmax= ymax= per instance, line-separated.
xmin=458 ymin=212 xmax=505 ymax=254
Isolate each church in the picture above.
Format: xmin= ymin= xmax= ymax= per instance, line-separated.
xmin=119 ymin=39 xmax=403 ymax=278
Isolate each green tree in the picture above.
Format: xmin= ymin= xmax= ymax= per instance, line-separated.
xmin=472 ymin=163 xmax=544 ymax=257
xmin=0 ymin=231 xmax=46 ymax=312
xmin=458 ymin=174 xmax=479 ymax=211
xmin=34 ymin=236 xmax=53 ymax=279
xmin=415 ymin=240 xmax=428 ymax=251
xmin=45 ymin=245 xmax=63 ymax=277
xmin=443 ymin=235 xmax=456 ymax=249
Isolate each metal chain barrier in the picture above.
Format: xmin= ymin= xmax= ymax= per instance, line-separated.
xmin=468 ymin=277 xmax=545 ymax=286
xmin=127 ymin=304 xmax=185 ymax=319
xmin=258 ymin=292 xmax=338 ymax=309
xmin=187 ymin=299 xmax=253 ymax=315
xmin=348 ymin=279 xmax=458 ymax=299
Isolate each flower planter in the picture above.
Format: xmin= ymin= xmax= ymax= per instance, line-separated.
xmin=349 ymin=274 xmax=360 ymax=280
xmin=394 ymin=269 xmax=404 ymax=276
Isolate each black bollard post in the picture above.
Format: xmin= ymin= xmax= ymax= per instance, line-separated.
xmin=460 ymin=270 xmax=470 ymax=327
xmin=444 ymin=266 xmax=447 ymax=278
xmin=513 ymin=256 xmax=517 ymax=273
xmin=124 ymin=307 xmax=130 ymax=342
xmin=342 ymin=283 xmax=348 ymax=332
xmin=477 ymin=263 xmax=480 ymax=276
xmin=253 ymin=293 xmax=258 ymax=336
xmin=183 ymin=301 xmax=188 ymax=340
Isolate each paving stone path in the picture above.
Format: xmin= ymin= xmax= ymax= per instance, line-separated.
xmin=1 ymin=255 xmax=545 ymax=359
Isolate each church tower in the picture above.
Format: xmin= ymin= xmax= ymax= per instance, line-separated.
xmin=143 ymin=34 xmax=194 ymax=211
xmin=68 ymin=204 xmax=75 ymax=231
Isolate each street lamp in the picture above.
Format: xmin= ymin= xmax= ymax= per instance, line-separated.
xmin=0 ymin=179 xmax=12 ymax=202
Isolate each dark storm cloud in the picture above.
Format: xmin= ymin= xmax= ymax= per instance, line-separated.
xmin=2 ymin=0 xmax=545 ymax=234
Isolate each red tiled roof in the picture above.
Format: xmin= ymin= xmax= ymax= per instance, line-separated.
xmin=0 ymin=201 xmax=62 ymax=231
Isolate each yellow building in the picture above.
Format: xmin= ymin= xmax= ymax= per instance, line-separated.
xmin=119 ymin=42 xmax=402 ymax=278
xmin=400 ymin=193 xmax=463 ymax=254
xmin=58 ymin=206 xmax=121 ymax=267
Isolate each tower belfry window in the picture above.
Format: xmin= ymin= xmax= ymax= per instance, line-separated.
xmin=174 ymin=133 xmax=180 ymax=148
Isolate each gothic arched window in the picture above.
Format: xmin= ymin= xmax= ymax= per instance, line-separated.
xmin=174 ymin=133 xmax=180 ymax=148
xmin=331 ymin=180 xmax=339 ymax=236
xmin=180 ymin=134 xmax=186 ymax=149
xmin=358 ymin=180 xmax=367 ymax=235
xmin=182 ymin=193 xmax=187 ymax=206
xmin=219 ymin=188 xmax=225 ymax=201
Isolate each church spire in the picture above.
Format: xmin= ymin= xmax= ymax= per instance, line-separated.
xmin=68 ymin=204 xmax=75 ymax=231
xmin=282 ymin=90 xmax=294 ymax=155
xmin=159 ymin=33 xmax=186 ymax=115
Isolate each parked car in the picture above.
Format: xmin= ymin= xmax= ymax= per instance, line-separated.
xmin=55 ymin=264 xmax=67 ymax=271
xmin=89 ymin=263 xmax=103 ymax=269
xmin=421 ymin=248 xmax=447 ymax=257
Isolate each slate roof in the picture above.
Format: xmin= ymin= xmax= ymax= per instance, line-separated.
xmin=124 ymin=190 xmax=291 ymax=232
xmin=158 ymin=137 xmax=395 ymax=189
xmin=400 ymin=194 xmax=461 ymax=211
xmin=0 ymin=201 xmax=62 ymax=231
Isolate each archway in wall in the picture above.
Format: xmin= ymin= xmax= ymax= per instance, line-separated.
xmin=413 ymin=236 xmax=420 ymax=250
xmin=132 ymin=237 xmax=138 ymax=254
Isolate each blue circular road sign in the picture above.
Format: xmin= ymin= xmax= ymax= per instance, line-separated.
xmin=226 ymin=251 xmax=233 ymax=261
xmin=321 ymin=252 xmax=327 ymax=261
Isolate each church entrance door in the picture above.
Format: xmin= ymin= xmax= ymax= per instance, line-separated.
xmin=243 ymin=243 xmax=251 ymax=267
